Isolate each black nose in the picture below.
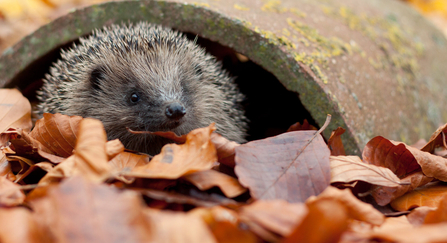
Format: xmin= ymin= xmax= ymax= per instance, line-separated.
xmin=165 ymin=102 xmax=186 ymax=120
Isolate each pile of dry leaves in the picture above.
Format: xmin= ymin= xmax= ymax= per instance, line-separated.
xmin=1 ymin=88 xmax=447 ymax=242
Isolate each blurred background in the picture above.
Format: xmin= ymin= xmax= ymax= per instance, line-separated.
xmin=0 ymin=0 xmax=446 ymax=53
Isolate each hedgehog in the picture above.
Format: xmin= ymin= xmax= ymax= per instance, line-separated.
xmin=37 ymin=22 xmax=248 ymax=155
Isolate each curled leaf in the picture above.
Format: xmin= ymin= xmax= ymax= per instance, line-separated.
xmin=239 ymin=200 xmax=308 ymax=237
xmin=182 ymin=169 xmax=247 ymax=198
xmin=0 ymin=176 xmax=24 ymax=206
xmin=307 ymin=187 xmax=385 ymax=226
xmin=0 ymin=88 xmax=32 ymax=134
xmin=390 ymin=182 xmax=447 ymax=211
xmin=330 ymin=155 xmax=401 ymax=187
xmin=129 ymin=124 xmax=217 ymax=179
xmin=327 ymin=127 xmax=346 ymax=156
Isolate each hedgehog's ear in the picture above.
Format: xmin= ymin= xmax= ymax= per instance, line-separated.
xmin=90 ymin=67 xmax=106 ymax=91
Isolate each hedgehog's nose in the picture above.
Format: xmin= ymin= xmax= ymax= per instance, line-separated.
xmin=165 ymin=102 xmax=186 ymax=121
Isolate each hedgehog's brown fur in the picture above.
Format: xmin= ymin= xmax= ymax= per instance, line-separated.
xmin=37 ymin=22 xmax=247 ymax=155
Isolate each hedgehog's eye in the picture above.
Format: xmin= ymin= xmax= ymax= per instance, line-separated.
xmin=90 ymin=67 xmax=106 ymax=91
xmin=130 ymin=93 xmax=140 ymax=103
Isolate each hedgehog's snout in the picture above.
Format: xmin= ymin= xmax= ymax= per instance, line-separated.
xmin=165 ymin=102 xmax=186 ymax=121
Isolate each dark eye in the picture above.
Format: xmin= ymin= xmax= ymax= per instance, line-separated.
xmin=130 ymin=93 xmax=140 ymax=103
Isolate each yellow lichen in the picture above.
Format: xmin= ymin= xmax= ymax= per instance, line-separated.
xmin=261 ymin=0 xmax=287 ymax=13
xmin=310 ymin=64 xmax=329 ymax=84
xmin=192 ymin=2 xmax=210 ymax=7
xmin=289 ymin=7 xmax=306 ymax=17
xmin=234 ymin=4 xmax=249 ymax=11
xmin=322 ymin=5 xmax=425 ymax=76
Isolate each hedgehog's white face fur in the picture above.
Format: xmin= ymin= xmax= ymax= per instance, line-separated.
xmin=37 ymin=22 xmax=247 ymax=155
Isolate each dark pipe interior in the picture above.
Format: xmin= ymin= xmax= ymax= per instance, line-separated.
xmin=12 ymin=31 xmax=318 ymax=141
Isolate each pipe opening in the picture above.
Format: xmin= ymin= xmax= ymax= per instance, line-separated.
xmin=13 ymin=30 xmax=318 ymax=142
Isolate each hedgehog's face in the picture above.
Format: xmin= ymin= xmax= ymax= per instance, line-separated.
xmin=75 ymin=47 xmax=218 ymax=153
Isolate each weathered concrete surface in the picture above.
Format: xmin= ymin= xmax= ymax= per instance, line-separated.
xmin=1 ymin=0 xmax=447 ymax=155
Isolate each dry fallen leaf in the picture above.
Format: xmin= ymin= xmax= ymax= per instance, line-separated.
xmin=105 ymin=139 xmax=125 ymax=159
xmin=129 ymin=124 xmax=217 ymax=179
xmin=0 ymin=207 xmax=50 ymax=243
xmin=0 ymin=176 xmax=24 ymax=206
xmin=191 ymin=206 xmax=259 ymax=243
xmin=283 ymin=199 xmax=348 ymax=243
xmin=407 ymin=206 xmax=436 ymax=226
xmin=39 ymin=118 xmax=112 ymax=184
xmin=307 ymin=186 xmax=385 ymax=226
xmin=29 ymin=113 xmax=82 ymax=158
xmin=330 ymin=155 xmax=401 ymax=187
xmin=182 ymin=169 xmax=247 ymax=198
xmin=421 ymin=123 xmax=447 ymax=153
xmin=390 ymin=182 xmax=447 ymax=211
xmin=371 ymin=171 xmax=433 ymax=206
xmin=423 ymin=194 xmax=447 ymax=224
xmin=145 ymin=208 xmax=217 ymax=243
xmin=369 ymin=221 xmax=447 ymax=243
xmin=239 ymin=199 xmax=308 ymax=237
xmin=235 ymin=130 xmax=331 ymax=202
xmin=29 ymin=176 xmax=152 ymax=242
xmin=0 ymin=150 xmax=15 ymax=180
xmin=0 ymin=89 xmax=32 ymax=135
xmin=363 ymin=136 xmax=447 ymax=181
xmin=1 ymin=127 xmax=65 ymax=163
xmin=210 ymin=133 xmax=240 ymax=168
xmin=327 ymin=127 xmax=346 ymax=156
xmin=371 ymin=215 xmax=413 ymax=234
xmin=286 ymin=120 xmax=317 ymax=132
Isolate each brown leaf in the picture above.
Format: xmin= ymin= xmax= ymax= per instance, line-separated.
xmin=424 ymin=194 xmax=447 ymax=224
xmin=330 ymin=155 xmax=401 ymax=187
xmin=363 ymin=136 xmax=447 ymax=181
xmin=307 ymin=186 xmax=385 ymax=225
xmin=371 ymin=171 xmax=433 ymax=206
xmin=421 ymin=123 xmax=447 ymax=153
xmin=239 ymin=200 xmax=308 ymax=237
xmin=29 ymin=113 xmax=82 ymax=158
xmin=407 ymin=206 xmax=436 ymax=226
xmin=129 ymin=124 xmax=217 ymax=179
xmin=39 ymin=118 xmax=111 ymax=184
xmin=369 ymin=221 xmax=447 ymax=243
xmin=0 ymin=150 xmax=15 ymax=180
xmin=286 ymin=120 xmax=317 ymax=132
xmin=211 ymin=133 xmax=239 ymax=168
xmin=371 ymin=215 xmax=413 ymax=234
xmin=105 ymin=139 xmax=125 ymax=160
xmin=29 ymin=176 xmax=152 ymax=242
xmin=283 ymin=199 xmax=348 ymax=243
xmin=327 ymin=127 xmax=346 ymax=156
xmin=109 ymin=152 xmax=150 ymax=184
xmin=144 ymin=208 xmax=217 ymax=243
xmin=0 ymin=89 xmax=32 ymax=134
xmin=182 ymin=169 xmax=247 ymax=198
xmin=363 ymin=136 xmax=420 ymax=177
xmin=235 ymin=131 xmax=331 ymax=202
xmin=0 ymin=207 xmax=50 ymax=243
xmin=2 ymin=127 xmax=65 ymax=163
xmin=390 ymin=182 xmax=447 ymax=211
xmin=0 ymin=176 xmax=24 ymax=206
xmin=191 ymin=206 xmax=259 ymax=243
